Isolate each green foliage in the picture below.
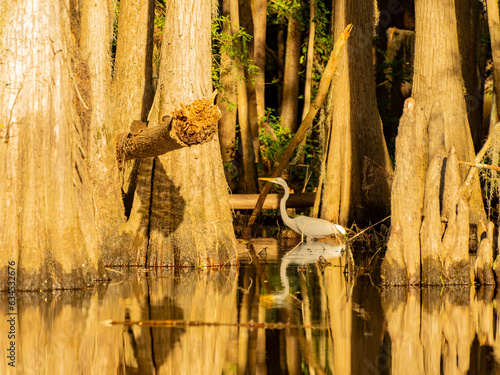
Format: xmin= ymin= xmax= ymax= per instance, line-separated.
xmin=267 ymin=0 xmax=304 ymax=24
xmin=258 ymin=108 xmax=322 ymax=192
xmin=258 ymin=109 xmax=293 ymax=175
xmin=211 ymin=15 xmax=259 ymax=98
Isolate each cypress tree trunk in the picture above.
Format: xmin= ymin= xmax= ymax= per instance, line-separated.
xmin=145 ymin=0 xmax=237 ymax=266
xmin=321 ymin=0 xmax=392 ymax=227
xmin=0 ymin=0 xmax=103 ymax=290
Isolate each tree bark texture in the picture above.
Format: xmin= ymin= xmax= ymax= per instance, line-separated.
xmin=239 ymin=0 xmax=262 ymax=170
xmin=302 ymin=0 xmax=316 ymax=120
xmin=475 ymin=220 xmax=495 ymax=285
xmin=413 ymin=0 xmax=484 ymax=224
xmin=81 ymin=0 xmax=126 ymax=261
xmin=383 ymin=0 xmax=487 ymax=286
xmin=113 ymin=0 xmax=155 ymax=131
xmin=321 ymin=0 xmax=392 ymax=227
xmin=281 ymin=11 xmax=302 ymax=134
xmin=218 ymin=0 xmax=238 ymax=191
xmin=382 ymin=105 xmax=472 ymax=285
xmin=252 ymin=0 xmax=267 ymax=122
xmin=230 ymin=0 xmax=259 ymax=193
xmin=142 ymin=0 xmax=237 ymax=266
xmin=487 ymin=0 xmax=500 ymax=123
xmin=111 ymin=0 xmax=155 ymax=228
xmin=455 ymin=0 xmax=483 ymax=151
xmin=381 ymin=99 xmax=425 ymax=285
xmin=0 ymin=0 xmax=102 ymax=290
xmin=114 ymin=98 xmax=221 ymax=164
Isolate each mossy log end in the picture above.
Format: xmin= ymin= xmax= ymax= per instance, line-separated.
xmin=114 ymin=97 xmax=221 ymax=166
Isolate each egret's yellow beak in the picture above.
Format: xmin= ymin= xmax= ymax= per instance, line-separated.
xmin=259 ymin=177 xmax=276 ymax=182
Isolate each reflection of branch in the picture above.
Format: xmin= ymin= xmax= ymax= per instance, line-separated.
xmin=238 ymin=277 xmax=253 ymax=294
xmin=103 ymin=319 xmax=332 ymax=330
xmin=3 ymin=85 xmax=22 ymax=143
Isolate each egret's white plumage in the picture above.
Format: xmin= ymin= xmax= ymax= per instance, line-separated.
xmin=260 ymin=177 xmax=346 ymax=242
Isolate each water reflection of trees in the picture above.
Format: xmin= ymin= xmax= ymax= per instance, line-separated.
xmin=236 ymin=245 xmax=500 ymax=374
xmin=2 ymin=255 xmax=500 ymax=373
xmin=381 ymin=286 xmax=499 ymax=374
xmin=0 ymin=268 xmax=238 ymax=374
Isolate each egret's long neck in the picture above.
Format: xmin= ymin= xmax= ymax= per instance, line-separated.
xmin=279 ymin=187 xmax=295 ymax=229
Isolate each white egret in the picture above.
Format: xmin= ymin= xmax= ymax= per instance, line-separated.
xmin=259 ymin=177 xmax=346 ymax=242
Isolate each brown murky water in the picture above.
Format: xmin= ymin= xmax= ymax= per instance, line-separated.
xmin=0 ymin=239 xmax=498 ymax=374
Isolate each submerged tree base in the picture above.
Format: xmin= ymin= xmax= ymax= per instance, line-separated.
xmin=421 ymin=257 xmax=442 ymax=285
xmin=380 ymin=259 xmax=409 ymax=286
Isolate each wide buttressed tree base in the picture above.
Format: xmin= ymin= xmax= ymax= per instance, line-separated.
xmin=382 ymin=0 xmax=486 ymax=286
xmin=0 ymin=0 xmax=103 ymax=290
xmin=382 ymin=100 xmax=472 ymax=286
xmin=118 ymin=0 xmax=237 ymax=267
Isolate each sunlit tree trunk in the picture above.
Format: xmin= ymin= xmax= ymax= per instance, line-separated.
xmin=382 ymin=0 xmax=484 ymax=286
xmin=145 ymin=0 xmax=237 ymax=266
xmin=80 ymin=0 xmax=126 ymax=261
xmin=0 ymin=0 xmax=102 ymax=290
xmin=413 ymin=0 xmax=483 ymax=219
xmin=218 ymin=0 xmax=238 ymax=191
xmin=239 ymin=0 xmax=262 ymax=170
xmin=487 ymin=0 xmax=500 ymax=123
xmin=302 ymin=0 xmax=316 ymax=120
xmin=321 ymin=0 xmax=392 ymax=227
xmin=253 ymin=0 xmax=267 ymax=123
xmin=281 ymin=8 xmax=302 ymax=134
xmin=111 ymin=0 xmax=156 ymax=263
xmin=230 ymin=0 xmax=259 ymax=193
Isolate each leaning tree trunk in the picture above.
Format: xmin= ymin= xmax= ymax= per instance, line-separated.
xmin=143 ymin=0 xmax=237 ymax=266
xmin=0 ymin=0 xmax=102 ymax=290
xmin=321 ymin=0 xmax=392 ymax=227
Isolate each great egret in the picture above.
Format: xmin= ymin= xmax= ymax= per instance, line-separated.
xmin=259 ymin=177 xmax=346 ymax=242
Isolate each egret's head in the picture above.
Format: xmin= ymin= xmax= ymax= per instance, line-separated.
xmin=259 ymin=177 xmax=282 ymax=183
xmin=259 ymin=177 xmax=287 ymax=188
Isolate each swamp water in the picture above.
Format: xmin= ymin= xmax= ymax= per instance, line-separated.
xmin=0 ymin=239 xmax=498 ymax=374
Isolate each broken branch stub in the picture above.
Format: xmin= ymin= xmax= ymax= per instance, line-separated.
xmin=170 ymin=98 xmax=221 ymax=146
xmin=115 ymin=96 xmax=221 ymax=166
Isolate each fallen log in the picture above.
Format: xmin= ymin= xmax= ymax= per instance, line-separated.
xmin=114 ymin=92 xmax=221 ymax=166
xmin=229 ymin=192 xmax=316 ymax=210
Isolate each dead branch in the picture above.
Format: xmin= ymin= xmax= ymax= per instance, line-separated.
xmin=243 ymin=24 xmax=353 ymax=239
xmin=114 ymin=93 xmax=221 ymax=166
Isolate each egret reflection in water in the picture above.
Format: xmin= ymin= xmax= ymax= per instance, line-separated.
xmin=270 ymin=241 xmax=344 ymax=306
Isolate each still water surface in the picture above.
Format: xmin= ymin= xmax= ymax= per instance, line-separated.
xmin=1 ymin=239 xmax=498 ymax=374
